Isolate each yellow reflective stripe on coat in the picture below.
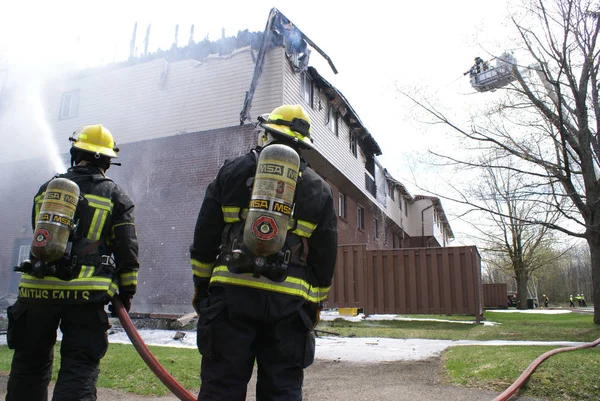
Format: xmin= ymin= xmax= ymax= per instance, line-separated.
xmin=78 ymin=265 xmax=95 ymax=278
xmin=85 ymin=194 xmax=113 ymax=240
xmin=34 ymin=194 xmax=44 ymax=223
xmin=19 ymin=274 xmax=113 ymax=291
xmin=192 ymin=259 xmax=214 ymax=278
xmin=288 ymin=219 xmax=317 ymax=237
xmin=210 ymin=266 xmax=330 ymax=303
xmin=222 ymin=206 xmax=241 ymax=223
xmin=119 ymin=271 xmax=138 ymax=286
xmin=107 ymin=282 xmax=119 ymax=297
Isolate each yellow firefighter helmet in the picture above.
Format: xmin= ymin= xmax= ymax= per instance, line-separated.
xmin=258 ymin=105 xmax=314 ymax=149
xmin=70 ymin=124 xmax=119 ymax=158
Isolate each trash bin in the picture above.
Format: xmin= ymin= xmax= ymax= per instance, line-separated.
xmin=527 ymin=298 xmax=535 ymax=309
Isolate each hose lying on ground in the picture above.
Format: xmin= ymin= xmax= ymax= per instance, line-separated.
xmin=112 ymin=296 xmax=196 ymax=401
xmin=492 ymin=337 xmax=600 ymax=401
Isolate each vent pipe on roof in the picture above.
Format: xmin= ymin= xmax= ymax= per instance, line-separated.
xmin=189 ymin=25 xmax=195 ymax=47
xmin=129 ymin=22 xmax=138 ymax=59
xmin=172 ymin=24 xmax=179 ymax=49
xmin=144 ymin=24 xmax=151 ymax=55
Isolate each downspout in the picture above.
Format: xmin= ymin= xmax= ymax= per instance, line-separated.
xmin=421 ymin=204 xmax=434 ymax=247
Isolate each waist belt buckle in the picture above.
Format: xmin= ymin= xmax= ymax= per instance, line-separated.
xmin=101 ymin=255 xmax=112 ymax=266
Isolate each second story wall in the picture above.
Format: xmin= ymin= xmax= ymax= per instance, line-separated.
xmin=41 ymin=47 xmax=286 ymax=155
xmin=282 ymin=63 xmax=370 ymax=203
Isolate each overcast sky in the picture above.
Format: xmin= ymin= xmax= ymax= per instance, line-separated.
xmin=0 ymin=0 xmax=523 ymax=244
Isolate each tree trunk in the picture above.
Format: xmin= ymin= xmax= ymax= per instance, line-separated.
xmin=587 ymin=236 xmax=600 ymax=324
xmin=516 ymin=269 xmax=529 ymax=310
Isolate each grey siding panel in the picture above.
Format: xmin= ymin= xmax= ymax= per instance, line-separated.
xmin=44 ymin=48 xmax=285 ymax=153
xmin=282 ymin=61 xmax=370 ymax=200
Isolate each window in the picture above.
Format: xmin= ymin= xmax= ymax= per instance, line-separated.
xmin=300 ymin=72 xmax=313 ymax=108
xmin=404 ymin=199 xmax=409 ymax=217
xmin=338 ymin=192 xmax=347 ymax=218
xmin=357 ymin=206 xmax=365 ymax=230
xmin=60 ymin=90 xmax=80 ymax=119
xmin=350 ymin=133 xmax=358 ymax=157
xmin=399 ymin=197 xmax=403 ymax=211
xmin=374 ymin=218 xmax=379 ymax=239
xmin=365 ymin=172 xmax=376 ymax=197
xmin=393 ymin=234 xmax=402 ymax=249
xmin=388 ymin=182 xmax=395 ymax=201
xmin=328 ymin=105 xmax=338 ymax=136
xmin=18 ymin=245 xmax=31 ymax=264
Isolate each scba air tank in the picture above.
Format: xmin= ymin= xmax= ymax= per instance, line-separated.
xmin=243 ymin=144 xmax=300 ymax=256
xmin=31 ymin=177 xmax=80 ymax=263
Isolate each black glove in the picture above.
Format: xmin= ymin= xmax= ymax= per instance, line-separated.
xmin=13 ymin=259 xmax=33 ymax=273
xmin=109 ymin=290 xmax=134 ymax=317
xmin=119 ymin=289 xmax=135 ymax=312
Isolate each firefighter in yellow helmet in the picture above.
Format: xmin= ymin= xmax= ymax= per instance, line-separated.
xmin=6 ymin=124 xmax=139 ymax=401
xmin=190 ymin=104 xmax=337 ymax=400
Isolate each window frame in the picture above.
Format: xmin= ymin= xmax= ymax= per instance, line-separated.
xmin=300 ymin=72 xmax=313 ymax=108
xmin=328 ymin=104 xmax=339 ymax=136
xmin=374 ymin=218 xmax=379 ymax=239
xmin=350 ymin=132 xmax=358 ymax=157
xmin=338 ymin=192 xmax=347 ymax=219
xmin=357 ymin=205 xmax=365 ymax=230
xmin=60 ymin=90 xmax=80 ymax=119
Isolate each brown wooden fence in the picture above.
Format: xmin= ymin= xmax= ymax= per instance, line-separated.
xmin=483 ymin=283 xmax=508 ymax=309
xmin=327 ymin=245 xmax=483 ymax=319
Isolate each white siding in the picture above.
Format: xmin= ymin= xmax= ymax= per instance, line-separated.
xmin=42 ymin=47 xmax=286 ymax=155
xmin=282 ymin=61 xmax=370 ymax=199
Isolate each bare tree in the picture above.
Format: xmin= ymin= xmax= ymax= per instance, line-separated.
xmin=468 ymin=161 xmax=561 ymax=308
xmin=405 ymin=0 xmax=600 ymax=323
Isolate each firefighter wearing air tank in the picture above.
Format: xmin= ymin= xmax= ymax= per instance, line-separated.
xmin=190 ymin=104 xmax=338 ymax=400
xmin=6 ymin=124 xmax=139 ymax=401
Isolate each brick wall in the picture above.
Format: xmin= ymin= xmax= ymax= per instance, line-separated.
xmin=0 ymin=124 xmax=408 ymax=313
xmin=0 ymin=125 xmax=256 ymax=313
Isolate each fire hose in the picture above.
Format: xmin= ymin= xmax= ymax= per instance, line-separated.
xmin=112 ymin=296 xmax=196 ymax=401
xmin=492 ymin=337 xmax=600 ymax=401
xmin=113 ymin=296 xmax=599 ymax=401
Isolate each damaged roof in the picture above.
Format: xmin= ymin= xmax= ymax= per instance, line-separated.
xmin=413 ymin=195 xmax=455 ymax=239
xmin=383 ymin=169 xmax=412 ymax=199
xmin=307 ymin=66 xmax=382 ymax=157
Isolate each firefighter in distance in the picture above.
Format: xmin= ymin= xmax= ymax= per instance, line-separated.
xmin=6 ymin=124 xmax=139 ymax=401
xmin=190 ymin=104 xmax=338 ymax=401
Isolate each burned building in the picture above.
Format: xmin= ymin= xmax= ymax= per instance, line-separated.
xmin=0 ymin=9 xmax=454 ymax=313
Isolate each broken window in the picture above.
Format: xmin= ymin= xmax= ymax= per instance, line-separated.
xmin=300 ymin=72 xmax=313 ymax=108
xmin=350 ymin=132 xmax=358 ymax=157
xmin=328 ymin=105 xmax=338 ymax=136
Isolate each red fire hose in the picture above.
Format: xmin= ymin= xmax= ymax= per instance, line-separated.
xmin=112 ymin=296 xmax=197 ymax=401
xmin=492 ymin=337 xmax=600 ymax=401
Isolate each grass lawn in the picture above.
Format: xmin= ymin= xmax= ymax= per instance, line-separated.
xmin=1 ymin=310 xmax=599 ymax=400
xmin=0 ymin=343 xmax=200 ymax=397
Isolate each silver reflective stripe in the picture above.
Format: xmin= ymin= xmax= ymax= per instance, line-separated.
xmin=192 ymin=259 xmax=214 ymax=278
xmin=222 ymin=206 xmax=241 ymax=223
xmin=292 ymin=220 xmax=317 ymax=237
xmin=20 ymin=274 xmax=112 ymax=290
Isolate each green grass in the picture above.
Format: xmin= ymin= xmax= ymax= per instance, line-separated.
xmin=1 ymin=310 xmax=599 ymax=400
xmin=442 ymin=346 xmax=600 ymax=401
xmin=0 ymin=343 xmax=201 ymax=397
xmin=317 ymin=311 xmax=600 ymax=342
